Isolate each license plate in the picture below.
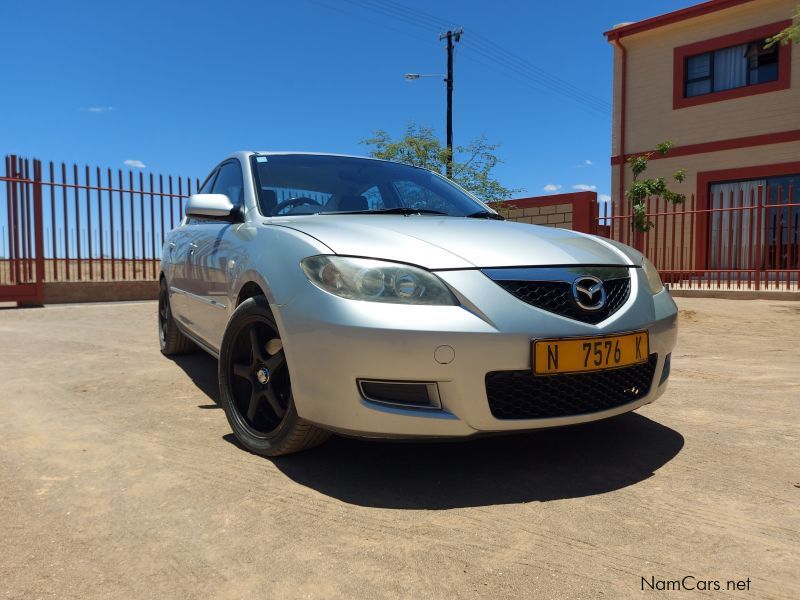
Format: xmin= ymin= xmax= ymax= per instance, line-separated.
xmin=533 ymin=331 xmax=649 ymax=375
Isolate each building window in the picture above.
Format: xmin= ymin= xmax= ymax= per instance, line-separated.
xmin=673 ymin=20 xmax=792 ymax=109
xmin=708 ymin=174 xmax=799 ymax=270
xmin=685 ymin=40 xmax=778 ymax=98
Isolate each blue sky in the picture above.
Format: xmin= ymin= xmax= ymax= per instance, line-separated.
xmin=1 ymin=0 xmax=695 ymax=203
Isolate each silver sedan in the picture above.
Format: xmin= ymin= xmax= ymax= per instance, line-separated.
xmin=159 ymin=152 xmax=677 ymax=456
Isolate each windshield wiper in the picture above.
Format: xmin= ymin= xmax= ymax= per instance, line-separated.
xmin=465 ymin=210 xmax=505 ymax=220
xmin=319 ymin=207 xmax=449 ymax=216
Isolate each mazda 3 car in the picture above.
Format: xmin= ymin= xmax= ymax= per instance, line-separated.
xmin=159 ymin=151 xmax=677 ymax=456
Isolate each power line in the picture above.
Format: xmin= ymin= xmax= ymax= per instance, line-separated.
xmin=373 ymin=0 xmax=609 ymax=105
xmin=466 ymin=31 xmax=613 ymax=111
xmin=375 ymin=0 xmax=611 ymax=112
xmin=306 ymin=0 xmax=435 ymax=48
xmin=336 ymin=0 xmax=611 ymax=115
xmin=373 ymin=0 xmax=611 ymax=109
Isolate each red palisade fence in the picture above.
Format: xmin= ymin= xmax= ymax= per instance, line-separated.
xmin=3 ymin=153 xmax=799 ymax=303
xmin=1 ymin=155 xmax=198 ymax=304
xmin=597 ymin=183 xmax=799 ymax=291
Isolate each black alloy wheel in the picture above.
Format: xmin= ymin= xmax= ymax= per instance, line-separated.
xmin=158 ymin=283 xmax=169 ymax=345
xmin=158 ymin=278 xmax=195 ymax=355
xmin=218 ymin=295 xmax=330 ymax=456
xmin=228 ymin=320 xmax=290 ymax=435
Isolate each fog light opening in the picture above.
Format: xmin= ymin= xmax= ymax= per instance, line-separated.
xmin=358 ymin=380 xmax=442 ymax=410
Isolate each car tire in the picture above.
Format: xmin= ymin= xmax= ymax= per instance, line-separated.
xmin=159 ymin=278 xmax=196 ymax=356
xmin=218 ymin=295 xmax=331 ymax=456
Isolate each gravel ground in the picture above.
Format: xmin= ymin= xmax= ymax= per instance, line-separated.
xmin=0 ymin=298 xmax=797 ymax=599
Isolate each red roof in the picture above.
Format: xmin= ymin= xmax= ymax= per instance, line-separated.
xmin=604 ymin=0 xmax=758 ymax=40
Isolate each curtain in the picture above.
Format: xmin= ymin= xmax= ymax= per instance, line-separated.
xmin=713 ymin=44 xmax=748 ymax=91
xmin=710 ymin=180 xmax=766 ymax=269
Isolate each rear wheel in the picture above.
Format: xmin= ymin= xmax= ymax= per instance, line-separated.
xmin=159 ymin=278 xmax=196 ymax=356
xmin=218 ymin=295 xmax=330 ymax=456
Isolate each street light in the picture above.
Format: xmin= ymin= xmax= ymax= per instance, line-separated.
xmin=405 ymin=28 xmax=463 ymax=179
xmin=405 ymin=72 xmax=452 ymax=177
xmin=404 ymin=73 xmax=445 ymax=80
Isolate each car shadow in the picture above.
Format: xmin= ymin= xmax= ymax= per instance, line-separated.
xmin=171 ymin=351 xmax=684 ymax=509
xmin=265 ymin=413 xmax=683 ymax=509
xmin=169 ymin=352 xmax=222 ymax=408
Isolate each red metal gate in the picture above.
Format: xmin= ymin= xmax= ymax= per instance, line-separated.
xmin=1 ymin=156 xmax=44 ymax=305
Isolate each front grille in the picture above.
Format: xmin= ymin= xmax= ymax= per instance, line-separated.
xmin=485 ymin=354 xmax=657 ymax=420
xmin=495 ymin=277 xmax=630 ymax=324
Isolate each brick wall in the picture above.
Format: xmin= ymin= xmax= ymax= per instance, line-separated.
xmin=493 ymin=191 xmax=598 ymax=234
xmin=506 ymin=202 xmax=574 ymax=228
xmin=43 ymin=281 xmax=158 ymax=304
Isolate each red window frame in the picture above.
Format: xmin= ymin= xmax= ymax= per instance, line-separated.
xmin=673 ymin=20 xmax=792 ymax=109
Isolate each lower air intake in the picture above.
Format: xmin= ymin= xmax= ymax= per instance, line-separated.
xmin=485 ymin=354 xmax=657 ymax=420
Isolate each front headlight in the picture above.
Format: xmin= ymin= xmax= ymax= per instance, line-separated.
xmin=300 ymin=255 xmax=458 ymax=305
xmin=641 ymin=257 xmax=664 ymax=294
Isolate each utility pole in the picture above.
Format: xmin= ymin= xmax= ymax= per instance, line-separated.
xmin=439 ymin=28 xmax=462 ymax=179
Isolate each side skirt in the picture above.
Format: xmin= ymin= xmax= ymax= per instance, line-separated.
xmin=175 ymin=320 xmax=220 ymax=359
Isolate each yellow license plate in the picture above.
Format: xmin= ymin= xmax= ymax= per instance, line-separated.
xmin=533 ymin=331 xmax=649 ymax=375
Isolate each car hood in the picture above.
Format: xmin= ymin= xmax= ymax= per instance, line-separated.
xmin=268 ymin=215 xmax=632 ymax=269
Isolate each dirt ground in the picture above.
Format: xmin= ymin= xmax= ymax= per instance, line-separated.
xmin=0 ymin=298 xmax=797 ymax=599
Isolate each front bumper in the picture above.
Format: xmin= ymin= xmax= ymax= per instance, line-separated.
xmin=275 ymin=268 xmax=678 ymax=438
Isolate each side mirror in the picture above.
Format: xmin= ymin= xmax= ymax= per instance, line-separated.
xmin=185 ymin=194 xmax=242 ymax=221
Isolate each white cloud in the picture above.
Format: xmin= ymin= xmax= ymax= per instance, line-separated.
xmin=599 ymin=193 xmax=611 ymax=203
xmin=584 ymin=159 xmax=593 ymax=166
xmin=124 ymin=159 xmax=146 ymax=169
xmin=572 ymin=183 xmax=597 ymax=191
xmin=543 ymin=184 xmax=562 ymax=192
xmin=83 ymin=106 xmax=113 ymax=113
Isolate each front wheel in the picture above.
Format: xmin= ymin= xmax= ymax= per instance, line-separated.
xmin=218 ymin=295 xmax=330 ymax=456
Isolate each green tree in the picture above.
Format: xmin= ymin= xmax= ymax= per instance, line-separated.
xmin=361 ymin=122 xmax=522 ymax=203
xmin=625 ymin=141 xmax=686 ymax=232
xmin=766 ymin=4 xmax=800 ymax=47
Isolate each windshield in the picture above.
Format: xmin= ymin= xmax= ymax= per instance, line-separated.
xmin=250 ymin=154 xmax=489 ymax=217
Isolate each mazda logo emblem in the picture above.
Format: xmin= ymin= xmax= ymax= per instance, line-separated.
xmin=572 ymin=276 xmax=606 ymax=311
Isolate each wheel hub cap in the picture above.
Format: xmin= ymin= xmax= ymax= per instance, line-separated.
xmin=256 ymin=366 xmax=271 ymax=386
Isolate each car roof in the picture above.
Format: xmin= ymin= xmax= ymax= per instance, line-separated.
xmin=222 ymin=150 xmax=417 ymax=167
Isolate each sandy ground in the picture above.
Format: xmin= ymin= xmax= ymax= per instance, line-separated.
xmin=0 ymin=298 xmax=797 ymax=599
